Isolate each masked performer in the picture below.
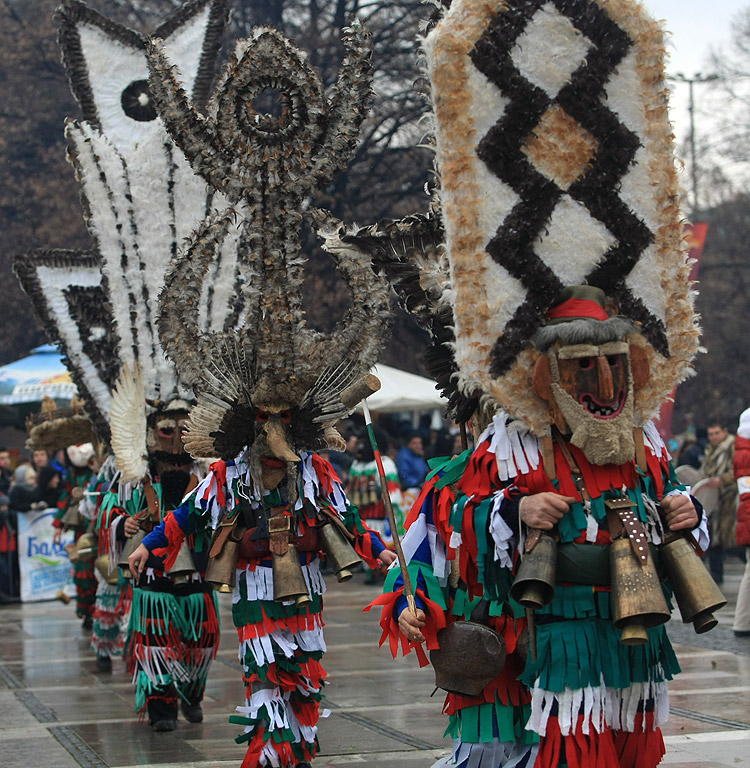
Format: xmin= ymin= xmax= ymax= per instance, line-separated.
xmin=347 ymin=430 xmax=404 ymax=583
xmin=50 ymin=441 xmax=98 ymax=628
xmin=14 ymin=0 xmax=232 ymax=725
xmin=338 ymin=1 xmax=722 ymax=766
xmin=126 ymin=20 xmax=397 ymax=767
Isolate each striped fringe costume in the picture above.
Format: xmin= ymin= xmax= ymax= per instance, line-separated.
xmin=143 ymin=451 xmax=387 ymax=767
xmin=54 ymin=469 xmax=97 ymax=621
xmin=103 ymin=479 xmax=220 ymax=722
xmin=370 ymin=413 xmax=710 ymax=768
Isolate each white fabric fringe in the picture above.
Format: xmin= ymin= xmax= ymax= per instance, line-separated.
xmin=526 ymin=677 xmax=670 ymax=737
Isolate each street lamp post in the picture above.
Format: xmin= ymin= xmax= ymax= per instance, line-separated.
xmin=669 ymin=72 xmax=718 ymax=215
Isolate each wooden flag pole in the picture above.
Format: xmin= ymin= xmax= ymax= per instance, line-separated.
xmin=361 ymin=400 xmax=417 ymax=616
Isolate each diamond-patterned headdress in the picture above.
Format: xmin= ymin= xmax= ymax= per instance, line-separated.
xmin=424 ymin=0 xmax=698 ymax=433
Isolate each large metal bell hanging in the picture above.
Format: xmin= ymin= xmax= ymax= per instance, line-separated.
xmin=610 ymin=537 xmax=670 ymax=646
xmin=318 ymin=520 xmax=361 ymax=583
xmin=118 ymin=528 xmax=146 ymax=578
xmin=509 ymin=532 xmax=557 ymax=609
xmin=167 ymin=541 xmax=196 ymax=585
xmin=272 ymin=543 xmax=311 ymax=605
xmin=205 ymin=536 xmax=241 ymax=593
xmin=660 ymin=535 xmax=726 ymax=634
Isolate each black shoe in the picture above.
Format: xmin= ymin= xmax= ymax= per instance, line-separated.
xmin=296 ymin=763 xmax=312 ymax=768
xmin=151 ymin=719 xmax=177 ymax=732
xmin=95 ymin=653 xmax=112 ymax=672
xmin=180 ymin=701 xmax=203 ymax=723
xmin=734 ymin=630 xmax=750 ymax=637
xmin=81 ymin=615 xmax=93 ymax=631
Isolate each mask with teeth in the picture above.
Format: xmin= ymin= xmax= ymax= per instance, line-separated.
xmin=531 ymin=286 xmax=651 ymax=465
xmin=548 ymin=342 xmax=636 ymax=465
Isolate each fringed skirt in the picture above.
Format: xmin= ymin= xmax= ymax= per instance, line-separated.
xmin=91 ymin=578 xmax=132 ymax=657
xmin=126 ymin=579 xmax=220 ymax=714
xmin=229 ymin=555 xmax=328 ymax=768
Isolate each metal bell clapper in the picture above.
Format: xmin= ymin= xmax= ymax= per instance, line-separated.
xmin=318 ymin=519 xmax=361 ymax=583
xmin=660 ymin=534 xmax=726 ymax=633
xmin=510 ymin=531 xmax=557 ymax=609
xmin=610 ymin=536 xmax=670 ymax=646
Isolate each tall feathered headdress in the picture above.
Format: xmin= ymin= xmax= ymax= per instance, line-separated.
xmin=148 ymin=24 xmax=391 ymax=460
xmin=14 ymin=0 xmax=232 ymax=465
xmin=340 ymin=0 xmax=698 ymax=434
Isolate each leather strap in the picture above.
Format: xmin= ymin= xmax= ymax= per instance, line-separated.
xmin=143 ymin=481 xmax=160 ymax=523
xmin=551 ymin=428 xmax=649 ymax=564
xmin=268 ymin=506 xmax=291 ymax=556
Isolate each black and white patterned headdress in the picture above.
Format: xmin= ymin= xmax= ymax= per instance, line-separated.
xmin=14 ymin=0 xmax=231 ymax=447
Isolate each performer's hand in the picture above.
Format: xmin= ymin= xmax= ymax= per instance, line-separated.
xmin=128 ymin=543 xmax=150 ymax=580
xmin=519 ymin=493 xmax=576 ymax=530
xmin=123 ymin=516 xmax=140 ymax=537
xmin=662 ymin=494 xmax=699 ymax=531
xmin=53 ymin=528 xmax=62 ymax=545
xmin=398 ymin=606 xmax=426 ymax=643
xmin=378 ymin=549 xmax=397 ymax=567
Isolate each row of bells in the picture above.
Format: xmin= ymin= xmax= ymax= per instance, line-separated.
xmin=68 ymin=517 xmax=366 ymax=606
xmin=510 ymin=533 xmax=727 ymax=645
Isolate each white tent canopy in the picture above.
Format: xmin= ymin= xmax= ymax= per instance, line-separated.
xmin=358 ymin=364 xmax=446 ymax=413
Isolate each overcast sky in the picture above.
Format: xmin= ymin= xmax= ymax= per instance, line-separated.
xmin=648 ymin=0 xmax=747 ymax=142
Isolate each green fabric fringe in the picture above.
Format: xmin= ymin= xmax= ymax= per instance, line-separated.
xmin=444 ymin=699 xmax=537 ymax=745
xmin=521 ymin=616 xmax=680 ymax=693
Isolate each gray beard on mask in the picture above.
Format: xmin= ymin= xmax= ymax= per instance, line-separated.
xmin=551 ymin=383 xmax=635 ymax=465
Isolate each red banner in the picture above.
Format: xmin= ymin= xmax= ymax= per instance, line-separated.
xmin=653 ymin=222 xmax=709 ymax=443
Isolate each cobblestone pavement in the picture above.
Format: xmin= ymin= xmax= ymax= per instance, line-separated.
xmin=1 ymin=560 xmax=749 ymax=768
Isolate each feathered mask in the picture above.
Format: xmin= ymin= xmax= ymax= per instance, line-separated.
xmin=149 ymin=25 xmax=391 ymax=460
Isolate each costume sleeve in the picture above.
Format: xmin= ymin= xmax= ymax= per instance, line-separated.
xmin=142 ymin=499 xmax=192 ymax=570
xmin=364 ymin=472 xmax=453 ymax=666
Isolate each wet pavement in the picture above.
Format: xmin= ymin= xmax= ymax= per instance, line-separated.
xmin=1 ymin=560 xmax=749 ymax=768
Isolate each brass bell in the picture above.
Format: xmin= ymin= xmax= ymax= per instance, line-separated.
xmin=510 ymin=533 xmax=557 ymax=609
xmin=610 ymin=537 xmax=670 ymax=646
xmin=167 ymin=541 xmax=196 ymax=584
xmin=94 ymin=554 xmax=119 ymax=585
xmin=318 ymin=520 xmax=361 ymax=583
xmin=272 ymin=543 xmax=310 ymax=603
xmin=205 ymin=536 xmax=241 ymax=593
xmin=75 ymin=532 xmax=98 ymax=561
xmin=61 ymin=501 xmax=83 ymax=529
xmin=660 ymin=536 xmax=726 ymax=634
xmin=431 ymin=621 xmax=507 ymax=696
xmin=65 ymin=541 xmax=80 ymax=564
xmin=118 ymin=527 xmax=146 ymax=578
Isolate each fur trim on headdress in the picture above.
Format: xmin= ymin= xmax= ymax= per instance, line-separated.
xmin=534 ymin=316 xmax=635 ymax=353
xmin=422 ymin=0 xmax=698 ymax=433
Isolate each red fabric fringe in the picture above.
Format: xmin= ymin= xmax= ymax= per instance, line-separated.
xmin=535 ymin=712 xmax=665 ymax=768
xmin=364 ymin=586 xmax=446 ymax=666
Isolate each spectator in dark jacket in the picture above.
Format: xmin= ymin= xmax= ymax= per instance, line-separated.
xmin=9 ymin=466 xmax=41 ymax=512
xmin=37 ymin=466 xmax=63 ymax=509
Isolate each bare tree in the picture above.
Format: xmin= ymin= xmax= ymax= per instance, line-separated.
xmin=1 ymin=0 xmax=433 ymax=370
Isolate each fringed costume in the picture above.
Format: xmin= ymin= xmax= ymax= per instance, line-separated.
xmin=102 ymin=472 xmax=219 ymax=724
xmin=126 ymin=13 xmax=396 ymax=765
xmin=54 ymin=457 xmax=97 ymax=625
xmin=89 ymin=457 xmax=132 ymax=668
xmin=143 ymin=452 xmax=386 ymax=765
xmin=338 ymin=0 xmax=714 ymax=765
